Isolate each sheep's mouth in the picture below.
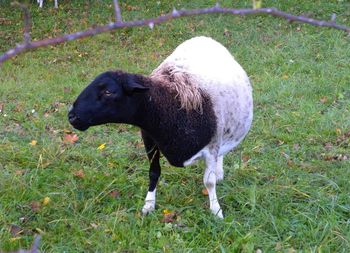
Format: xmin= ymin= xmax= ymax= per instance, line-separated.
xmin=68 ymin=119 xmax=90 ymax=131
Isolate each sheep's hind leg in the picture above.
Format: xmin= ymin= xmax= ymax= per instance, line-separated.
xmin=215 ymin=155 xmax=224 ymax=183
xmin=141 ymin=131 xmax=161 ymax=215
xmin=204 ymin=152 xmax=223 ymax=218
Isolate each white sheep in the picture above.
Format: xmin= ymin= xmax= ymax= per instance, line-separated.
xmin=37 ymin=0 xmax=58 ymax=8
xmin=68 ymin=36 xmax=253 ymax=218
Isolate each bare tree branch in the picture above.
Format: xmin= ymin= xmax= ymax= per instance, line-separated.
xmin=113 ymin=0 xmax=122 ymax=23
xmin=1 ymin=3 xmax=349 ymax=65
xmin=11 ymin=1 xmax=32 ymax=44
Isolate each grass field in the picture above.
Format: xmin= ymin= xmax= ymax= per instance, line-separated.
xmin=0 ymin=0 xmax=350 ymax=252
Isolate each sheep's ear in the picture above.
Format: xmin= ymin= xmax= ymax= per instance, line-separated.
xmin=123 ymin=75 xmax=149 ymax=95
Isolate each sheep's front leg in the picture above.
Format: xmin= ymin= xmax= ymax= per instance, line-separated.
xmin=204 ymin=154 xmax=223 ymax=218
xmin=141 ymin=131 xmax=161 ymax=215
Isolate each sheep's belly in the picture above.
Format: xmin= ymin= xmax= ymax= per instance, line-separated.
xmin=183 ymin=148 xmax=207 ymax=166
xmin=183 ymin=139 xmax=241 ymax=167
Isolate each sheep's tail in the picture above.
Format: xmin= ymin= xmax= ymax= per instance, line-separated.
xmin=150 ymin=64 xmax=203 ymax=113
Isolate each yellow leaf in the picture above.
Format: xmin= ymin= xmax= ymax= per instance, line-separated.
xmin=30 ymin=140 xmax=37 ymax=146
xmin=282 ymin=74 xmax=289 ymax=80
xmin=336 ymin=128 xmax=342 ymax=135
xmin=35 ymin=228 xmax=45 ymax=234
xmin=252 ymin=0 xmax=262 ymax=9
xmin=42 ymin=197 xmax=50 ymax=206
xmin=162 ymin=209 xmax=172 ymax=215
xmin=97 ymin=143 xmax=106 ymax=150
xmin=10 ymin=237 xmax=21 ymax=242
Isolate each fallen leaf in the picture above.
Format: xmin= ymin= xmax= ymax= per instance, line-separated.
xmin=9 ymin=237 xmax=21 ymax=242
xmin=161 ymin=210 xmax=177 ymax=223
xmin=0 ymin=18 xmax=12 ymax=25
xmin=9 ymin=224 xmax=23 ymax=236
xmin=29 ymin=140 xmax=37 ymax=146
xmin=163 ymin=209 xmax=172 ymax=215
xmin=90 ymin=223 xmax=98 ymax=229
xmin=336 ymin=128 xmax=342 ymax=135
xmin=223 ymin=28 xmax=231 ymax=37
xmin=97 ymin=143 xmax=106 ymax=150
xmin=74 ymin=169 xmax=85 ymax=178
xmin=30 ymin=201 xmax=41 ymax=212
xmin=15 ymin=170 xmax=26 ymax=176
xmin=64 ymin=129 xmax=72 ymax=134
xmin=242 ymin=154 xmax=250 ymax=162
xmin=109 ymin=190 xmax=120 ymax=199
xmin=202 ymin=188 xmax=208 ymax=196
xmin=63 ymin=133 xmax=78 ymax=144
xmin=35 ymin=228 xmax=45 ymax=234
xmin=275 ymin=242 xmax=282 ymax=251
xmin=19 ymin=216 xmax=28 ymax=223
xmin=282 ymin=74 xmax=289 ymax=80
xmin=324 ymin=154 xmax=349 ymax=161
xmin=336 ymin=130 xmax=350 ymax=144
xmin=42 ymin=197 xmax=50 ymax=206
xmin=125 ymin=4 xmax=139 ymax=11
xmin=64 ymin=87 xmax=72 ymax=93
xmin=288 ymin=247 xmax=296 ymax=253
xmin=324 ymin=142 xmax=333 ymax=150
xmin=319 ymin=96 xmax=328 ymax=104
xmin=293 ymin=143 xmax=300 ymax=150
xmin=133 ymin=140 xmax=143 ymax=149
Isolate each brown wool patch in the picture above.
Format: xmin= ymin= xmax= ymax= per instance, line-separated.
xmin=150 ymin=64 xmax=203 ymax=112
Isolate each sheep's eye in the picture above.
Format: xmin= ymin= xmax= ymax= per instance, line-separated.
xmin=104 ymin=90 xmax=112 ymax=96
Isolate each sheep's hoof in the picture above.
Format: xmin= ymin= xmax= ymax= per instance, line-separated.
xmin=211 ymin=206 xmax=224 ymax=219
xmin=142 ymin=203 xmax=155 ymax=215
xmin=216 ymin=210 xmax=224 ymax=219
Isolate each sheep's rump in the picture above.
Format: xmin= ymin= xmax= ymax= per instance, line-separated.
xmin=151 ymin=36 xmax=253 ymax=160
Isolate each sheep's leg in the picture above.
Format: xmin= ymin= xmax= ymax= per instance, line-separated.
xmin=54 ymin=0 xmax=58 ymax=8
xmin=143 ymin=149 xmax=160 ymax=214
xmin=215 ymin=155 xmax=224 ymax=182
xmin=204 ymin=153 xmax=223 ymax=218
xmin=141 ymin=131 xmax=161 ymax=215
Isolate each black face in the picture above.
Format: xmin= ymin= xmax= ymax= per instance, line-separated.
xmin=68 ymin=71 xmax=148 ymax=131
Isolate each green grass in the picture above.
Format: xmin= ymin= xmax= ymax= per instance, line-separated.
xmin=1 ymin=0 xmax=350 ymax=252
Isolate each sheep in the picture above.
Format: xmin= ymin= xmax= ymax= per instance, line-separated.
xmin=68 ymin=36 xmax=253 ymax=218
xmin=37 ymin=0 xmax=58 ymax=8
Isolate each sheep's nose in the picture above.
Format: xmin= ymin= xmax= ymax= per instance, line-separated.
xmin=68 ymin=112 xmax=79 ymax=124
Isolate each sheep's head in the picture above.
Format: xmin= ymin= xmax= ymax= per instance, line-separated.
xmin=68 ymin=71 xmax=148 ymax=131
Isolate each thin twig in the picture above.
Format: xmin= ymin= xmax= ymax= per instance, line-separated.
xmin=113 ymin=0 xmax=122 ymax=23
xmin=11 ymin=2 xmax=32 ymax=44
xmin=30 ymin=235 xmax=41 ymax=253
xmin=1 ymin=5 xmax=349 ymax=65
